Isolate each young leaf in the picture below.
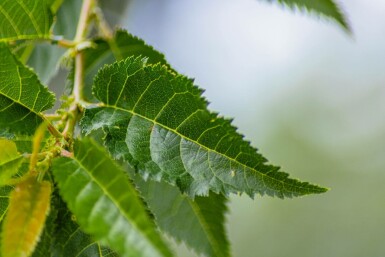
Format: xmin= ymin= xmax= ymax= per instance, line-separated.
xmin=52 ymin=138 xmax=173 ymax=257
xmin=1 ymin=176 xmax=52 ymax=257
xmin=135 ymin=177 xmax=230 ymax=257
xmin=52 ymin=193 xmax=118 ymax=257
xmin=81 ymin=56 xmax=327 ymax=198
xmin=0 ymin=43 xmax=55 ymax=135
xmin=31 ymin=203 xmax=57 ymax=257
xmin=265 ymin=0 xmax=350 ymax=31
xmin=0 ymin=138 xmax=23 ymax=185
xmin=0 ymin=0 xmax=53 ymax=41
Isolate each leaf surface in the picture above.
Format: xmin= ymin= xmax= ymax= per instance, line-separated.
xmin=52 ymin=193 xmax=119 ymax=257
xmin=0 ymin=0 xmax=53 ymax=41
xmin=0 ymin=138 xmax=23 ymax=185
xmin=135 ymin=177 xmax=230 ymax=257
xmin=265 ymin=0 xmax=349 ymax=31
xmin=52 ymin=138 xmax=173 ymax=257
xmin=1 ymin=176 xmax=51 ymax=257
xmin=73 ymin=29 xmax=171 ymax=101
xmin=81 ymin=56 xmax=327 ymax=198
xmin=0 ymin=43 xmax=55 ymax=135
xmin=0 ymin=186 xmax=13 ymax=224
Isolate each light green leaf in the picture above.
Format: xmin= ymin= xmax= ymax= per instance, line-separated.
xmin=135 ymin=177 xmax=230 ymax=257
xmin=0 ymin=43 xmax=55 ymax=135
xmin=31 ymin=202 xmax=57 ymax=257
xmin=0 ymin=139 xmax=23 ymax=185
xmin=52 ymin=138 xmax=173 ymax=257
xmin=0 ymin=186 xmax=13 ymax=224
xmin=1 ymin=176 xmax=52 ymax=257
xmin=0 ymin=0 xmax=53 ymax=41
xmin=81 ymin=56 xmax=327 ymax=198
xmin=52 ymin=194 xmax=119 ymax=257
xmin=265 ymin=0 xmax=350 ymax=31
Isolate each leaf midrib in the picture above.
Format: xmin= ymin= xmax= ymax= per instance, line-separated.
xmin=70 ymin=155 xmax=166 ymax=256
xmin=105 ymin=105 xmax=321 ymax=194
xmin=0 ymin=91 xmax=45 ymax=120
xmin=187 ymin=198 xmax=224 ymax=257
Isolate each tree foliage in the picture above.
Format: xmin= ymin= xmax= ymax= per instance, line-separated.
xmin=0 ymin=0 xmax=347 ymax=256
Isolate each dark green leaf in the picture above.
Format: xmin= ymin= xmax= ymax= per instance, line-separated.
xmin=265 ymin=0 xmax=350 ymax=31
xmin=52 ymin=193 xmax=118 ymax=257
xmin=52 ymin=138 xmax=173 ymax=257
xmin=81 ymin=56 xmax=327 ymax=198
xmin=78 ymin=29 xmax=171 ymax=101
xmin=0 ymin=43 xmax=55 ymax=135
xmin=0 ymin=0 xmax=53 ymax=41
xmin=135 ymin=177 xmax=230 ymax=257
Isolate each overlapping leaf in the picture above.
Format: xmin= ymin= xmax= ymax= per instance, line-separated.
xmin=1 ymin=176 xmax=51 ymax=257
xmin=0 ymin=0 xmax=53 ymax=41
xmin=81 ymin=56 xmax=327 ymax=198
xmin=0 ymin=43 xmax=55 ymax=135
xmin=135 ymin=178 xmax=230 ymax=257
xmin=52 ymin=194 xmax=118 ymax=257
xmin=264 ymin=0 xmax=349 ymax=31
xmin=52 ymin=138 xmax=173 ymax=257
xmin=75 ymin=29 xmax=170 ymax=100
xmin=0 ymin=139 xmax=23 ymax=185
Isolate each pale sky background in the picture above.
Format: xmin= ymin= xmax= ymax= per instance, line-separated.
xmin=108 ymin=0 xmax=385 ymax=256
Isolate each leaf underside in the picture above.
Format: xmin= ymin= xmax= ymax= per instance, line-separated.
xmin=0 ymin=0 xmax=53 ymax=41
xmin=266 ymin=0 xmax=350 ymax=31
xmin=0 ymin=43 xmax=55 ymax=135
xmin=135 ymin=177 xmax=230 ymax=257
xmin=81 ymin=56 xmax=327 ymax=198
xmin=52 ymin=138 xmax=173 ymax=257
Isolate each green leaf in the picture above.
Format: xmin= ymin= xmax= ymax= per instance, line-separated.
xmin=52 ymin=138 xmax=173 ymax=257
xmin=0 ymin=43 xmax=55 ymax=135
xmin=81 ymin=56 xmax=327 ymax=198
xmin=266 ymin=0 xmax=350 ymax=31
xmin=0 ymin=0 xmax=53 ymax=41
xmin=135 ymin=177 xmax=230 ymax=257
xmin=52 ymin=193 xmax=119 ymax=257
xmin=0 ymin=139 xmax=23 ymax=185
xmin=74 ymin=29 xmax=171 ymax=101
xmin=0 ymin=186 xmax=13 ymax=224
xmin=1 ymin=176 xmax=52 ymax=257
xmin=31 ymin=202 xmax=57 ymax=257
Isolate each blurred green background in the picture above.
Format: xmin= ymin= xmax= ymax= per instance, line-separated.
xmin=61 ymin=0 xmax=385 ymax=256
xmin=117 ymin=1 xmax=385 ymax=256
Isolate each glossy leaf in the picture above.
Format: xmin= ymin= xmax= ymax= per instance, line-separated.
xmin=0 ymin=138 xmax=23 ymax=185
xmin=0 ymin=43 xmax=55 ymax=135
xmin=0 ymin=0 xmax=53 ymax=41
xmin=135 ymin=177 xmax=230 ymax=257
xmin=1 ymin=176 xmax=52 ymax=257
xmin=265 ymin=0 xmax=350 ymax=31
xmin=81 ymin=56 xmax=327 ymax=198
xmin=52 ymin=138 xmax=173 ymax=257
xmin=52 ymin=193 xmax=119 ymax=257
